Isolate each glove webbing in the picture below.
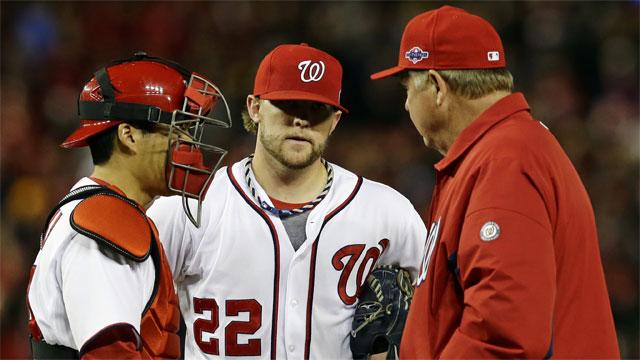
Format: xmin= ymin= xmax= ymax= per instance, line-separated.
xmin=351 ymin=276 xmax=390 ymax=338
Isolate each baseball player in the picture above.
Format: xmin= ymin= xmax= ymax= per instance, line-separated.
xmin=27 ymin=53 xmax=231 ymax=358
xmin=371 ymin=5 xmax=619 ymax=358
xmin=147 ymin=43 xmax=426 ymax=359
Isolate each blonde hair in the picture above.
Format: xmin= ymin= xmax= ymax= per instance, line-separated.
xmin=242 ymin=108 xmax=258 ymax=134
xmin=410 ymin=68 xmax=513 ymax=99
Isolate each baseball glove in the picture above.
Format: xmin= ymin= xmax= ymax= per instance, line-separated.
xmin=350 ymin=265 xmax=414 ymax=360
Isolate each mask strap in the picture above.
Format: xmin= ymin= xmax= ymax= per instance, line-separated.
xmin=93 ymin=67 xmax=115 ymax=101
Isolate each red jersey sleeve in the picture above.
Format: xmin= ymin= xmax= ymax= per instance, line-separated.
xmin=441 ymin=157 xmax=556 ymax=358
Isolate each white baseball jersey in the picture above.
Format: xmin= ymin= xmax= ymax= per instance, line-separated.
xmin=147 ymin=158 xmax=427 ymax=359
xmin=27 ymin=177 xmax=155 ymax=350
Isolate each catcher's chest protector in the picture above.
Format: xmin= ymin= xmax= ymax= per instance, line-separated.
xmin=30 ymin=186 xmax=180 ymax=358
xmin=72 ymin=190 xmax=181 ymax=358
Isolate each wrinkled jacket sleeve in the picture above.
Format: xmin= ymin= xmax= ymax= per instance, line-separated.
xmin=441 ymin=157 xmax=556 ymax=358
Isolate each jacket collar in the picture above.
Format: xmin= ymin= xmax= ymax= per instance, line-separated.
xmin=435 ymin=92 xmax=530 ymax=172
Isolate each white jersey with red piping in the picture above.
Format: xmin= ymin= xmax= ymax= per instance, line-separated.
xmin=148 ymin=158 xmax=427 ymax=359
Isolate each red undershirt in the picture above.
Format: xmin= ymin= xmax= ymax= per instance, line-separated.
xmin=269 ymin=197 xmax=309 ymax=210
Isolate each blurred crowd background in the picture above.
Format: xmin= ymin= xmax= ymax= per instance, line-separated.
xmin=1 ymin=1 xmax=638 ymax=358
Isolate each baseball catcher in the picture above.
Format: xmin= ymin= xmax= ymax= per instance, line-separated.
xmin=351 ymin=265 xmax=414 ymax=360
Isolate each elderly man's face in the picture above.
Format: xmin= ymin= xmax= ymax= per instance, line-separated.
xmin=401 ymin=72 xmax=448 ymax=153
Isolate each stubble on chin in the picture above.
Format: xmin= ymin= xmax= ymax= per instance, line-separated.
xmin=274 ymin=142 xmax=323 ymax=170
xmin=260 ymin=131 xmax=326 ymax=170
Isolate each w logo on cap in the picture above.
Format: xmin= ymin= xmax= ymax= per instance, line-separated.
xmin=298 ymin=60 xmax=325 ymax=82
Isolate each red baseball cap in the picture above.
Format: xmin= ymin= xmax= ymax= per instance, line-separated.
xmin=371 ymin=6 xmax=506 ymax=80
xmin=253 ymin=43 xmax=348 ymax=113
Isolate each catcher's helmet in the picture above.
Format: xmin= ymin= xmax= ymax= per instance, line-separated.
xmin=63 ymin=52 xmax=232 ymax=227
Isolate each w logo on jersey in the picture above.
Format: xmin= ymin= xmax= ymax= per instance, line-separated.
xmin=298 ymin=60 xmax=326 ymax=82
xmin=415 ymin=217 xmax=441 ymax=287
xmin=332 ymin=239 xmax=389 ymax=305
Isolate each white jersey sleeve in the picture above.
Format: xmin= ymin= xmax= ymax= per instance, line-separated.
xmin=60 ymin=233 xmax=154 ymax=349
xmin=147 ymin=196 xmax=192 ymax=282
xmin=148 ymin=167 xmax=227 ymax=283
xmin=363 ymin=180 xmax=427 ymax=280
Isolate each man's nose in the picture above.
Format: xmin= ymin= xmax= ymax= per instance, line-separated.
xmin=293 ymin=116 xmax=310 ymax=128
xmin=405 ymin=97 xmax=410 ymax=112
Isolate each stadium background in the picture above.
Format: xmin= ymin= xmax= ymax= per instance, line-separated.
xmin=1 ymin=1 xmax=637 ymax=358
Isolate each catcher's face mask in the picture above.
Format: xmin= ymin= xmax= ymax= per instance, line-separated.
xmin=165 ymin=73 xmax=232 ymax=227
xmin=71 ymin=52 xmax=232 ymax=227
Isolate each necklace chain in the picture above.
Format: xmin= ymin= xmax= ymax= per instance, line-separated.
xmin=244 ymin=156 xmax=333 ymax=218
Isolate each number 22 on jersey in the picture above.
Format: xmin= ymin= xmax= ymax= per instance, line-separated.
xmin=193 ymin=298 xmax=262 ymax=356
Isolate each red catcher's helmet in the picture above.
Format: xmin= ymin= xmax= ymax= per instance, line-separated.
xmin=63 ymin=53 xmax=220 ymax=148
xmin=64 ymin=52 xmax=232 ymax=227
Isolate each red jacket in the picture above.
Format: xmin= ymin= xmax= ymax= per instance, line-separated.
xmin=401 ymin=93 xmax=619 ymax=358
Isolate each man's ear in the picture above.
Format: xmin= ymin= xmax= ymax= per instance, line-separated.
xmin=247 ymin=95 xmax=261 ymax=124
xmin=429 ymin=70 xmax=448 ymax=107
xmin=115 ymin=123 xmax=137 ymax=154
xmin=329 ymin=111 xmax=342 ymax=134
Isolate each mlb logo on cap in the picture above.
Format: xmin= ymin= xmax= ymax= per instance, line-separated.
xmin=487 ymin=51 xmax=500 ymax=61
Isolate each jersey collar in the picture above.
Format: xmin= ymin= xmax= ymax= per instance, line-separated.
xmin=435 ymin=92 xmax=530 ymax=172
xmin=89 ymin=176 xmax=128 ymax=197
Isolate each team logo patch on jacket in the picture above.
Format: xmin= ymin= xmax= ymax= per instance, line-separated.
xmin=480 ymin=221 xmax=500 ymax=241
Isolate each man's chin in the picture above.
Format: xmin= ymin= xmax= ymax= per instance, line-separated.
xmin=157 ymin=186 xmax=174 ymax=198
xmin=423 ymin=137 xmax=447 ymax=156
xmin=279 ymin=151 xmax=320 ymax=170
xmin=282 ymin=157 xmax=317 ymax=170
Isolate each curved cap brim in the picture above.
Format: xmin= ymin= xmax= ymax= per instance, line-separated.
xmin=60 ymin=121 xmax=121 ymax=148
xmin=259 ymin=90 xmax=349 ymax=113
xmin=370 ymin=66 xmax=406 ymax=80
